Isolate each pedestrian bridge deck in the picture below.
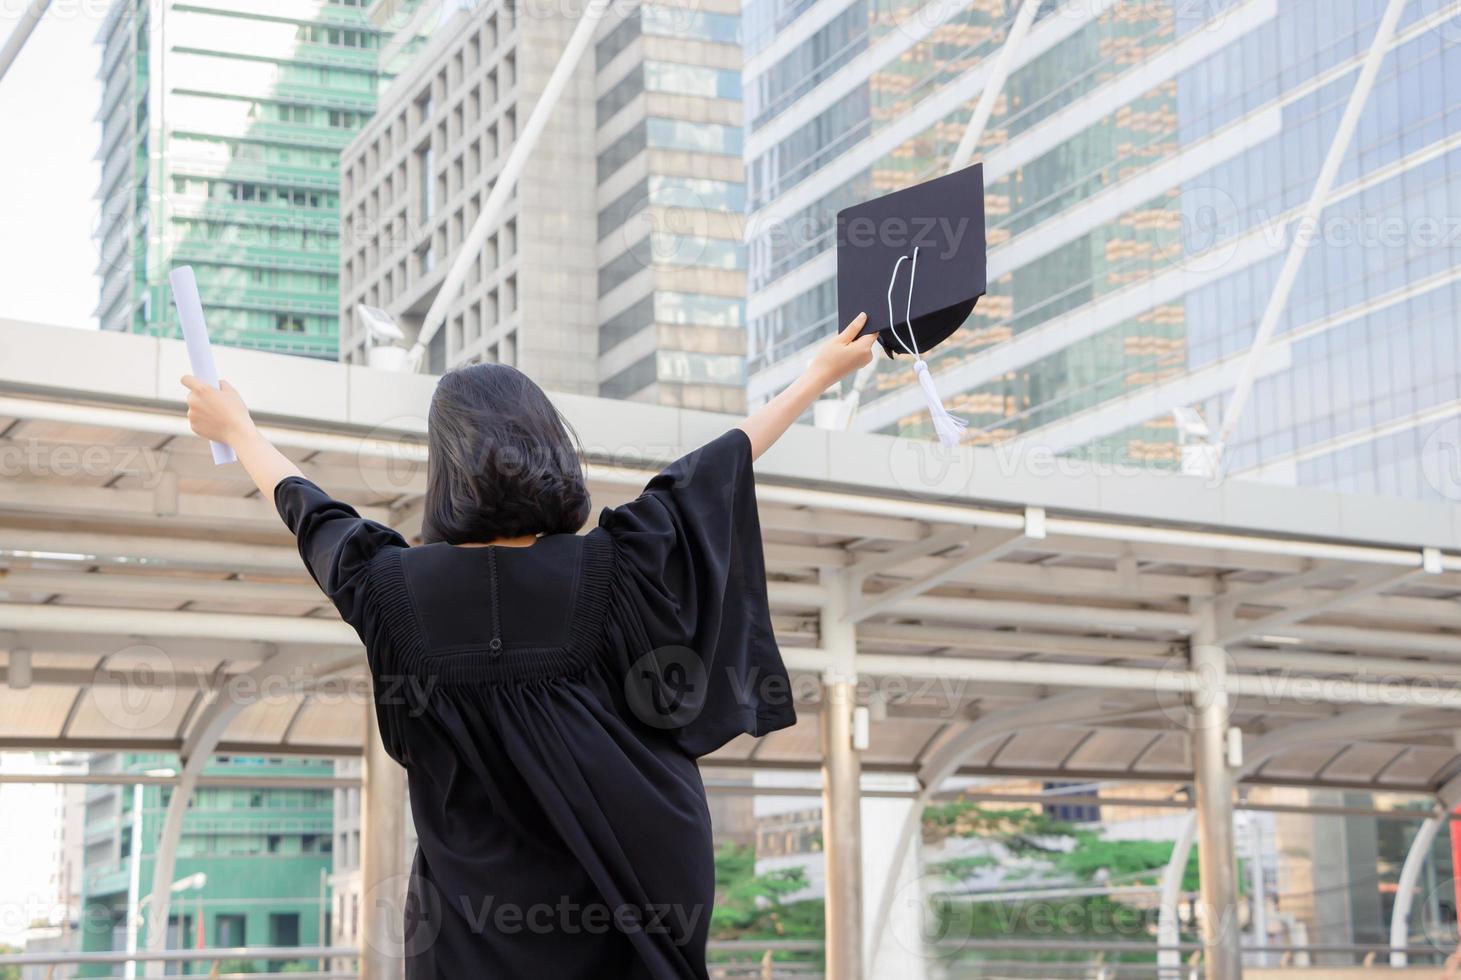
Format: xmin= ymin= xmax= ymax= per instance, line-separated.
xmin=1 ymin=317 xmax=1460 ymax=799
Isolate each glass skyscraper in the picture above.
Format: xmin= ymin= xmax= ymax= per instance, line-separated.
xmin=743 ymin=0 xmax=1461 ymax=500
xmin=94 ymin=0 xmax=383 ymax=359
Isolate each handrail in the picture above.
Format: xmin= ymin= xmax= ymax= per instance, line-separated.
xmin=3 ymin=938 xmax=1453 ymax=966
xmin=0 ymin=945 xmax=358 ymax=966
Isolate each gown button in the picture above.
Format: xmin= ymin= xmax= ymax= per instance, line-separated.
xmin=488 ymin=637 xmax=503 ymax=655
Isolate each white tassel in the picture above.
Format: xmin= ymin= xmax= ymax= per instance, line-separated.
xmin=913 ymin=359 xmax=966 ymax=448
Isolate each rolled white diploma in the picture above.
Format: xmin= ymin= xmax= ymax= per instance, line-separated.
xmin=168 ymin=266 xmax=237 ymax=465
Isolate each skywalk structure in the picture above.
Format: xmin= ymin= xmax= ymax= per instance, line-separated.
xmin=1 ymin=319 xmax=1461 ymax=978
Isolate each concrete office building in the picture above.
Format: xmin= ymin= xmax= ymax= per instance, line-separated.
xmin=325 ymin=757 xmax=419 ymax=965
xmin=94 ymin=0 xmax=384 ymax=359
xmin=339 ymin=0 xmax=749 ymax=410
xmin=743 ymin=0 xmax=1461 ymax=499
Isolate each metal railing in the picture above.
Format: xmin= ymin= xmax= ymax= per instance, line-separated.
xmin=6 ymin=939 xmax=1457 ymax=978
xmin=0 ymin=945 xmax=358 ymax=978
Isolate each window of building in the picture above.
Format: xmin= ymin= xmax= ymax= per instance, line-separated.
xmin=599 ymin=294 xmax=655 ymax=352
xmin=216 ymin=915 xmax=246 ymax=947
xmin=657 ymin=349 xmax=745 ymax=386
xmin=647 ymin=118 xmax=742 ymax=155
xmin=651 ymin=233 xmax=744 ymax=270
xmin=601 ymin=354 xmax=657 ymax=398
xmin=417 ymin=142 xmax=434 ymax=219
xmin=596 ymin=12 xmax=642 ymax=70
xmin=598 ymin=123 xmax=647 ymax=181
xmin=645 ymin=62 xmax=741 ymax=100
xmin=597 ymin=67 xmax=644 ymax=126
xmin=598 ymin=178 xmax=650 ymax=240
xmin=656 ymin=292 xmax=743 ymax=327
xmin=268 ymin=913 xmax=300 ymax=961
xmin=599 ymin=239 xmax=652 ymax=296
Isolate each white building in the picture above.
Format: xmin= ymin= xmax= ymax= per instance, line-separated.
xmin=339 ymin=0 xmax=749 ymax=410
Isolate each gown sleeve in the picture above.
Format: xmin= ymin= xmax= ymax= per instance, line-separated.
xmin=597 ymin=428 xmax=797 ymax=757
xmin=274 ymin=476 xmax=412 ymax=761
xmin=273 ymin=476 xmax=407 ymax=631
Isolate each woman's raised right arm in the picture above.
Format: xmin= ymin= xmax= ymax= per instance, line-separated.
xmin=736 ymin=313 xmax=876 ymax=461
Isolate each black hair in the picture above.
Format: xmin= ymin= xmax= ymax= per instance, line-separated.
xmin=421 ymin=363 xmax=591 ymax=545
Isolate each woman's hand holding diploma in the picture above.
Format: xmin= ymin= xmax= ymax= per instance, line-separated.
xmin=736 ymin=312 xmax=876 ymax=460
xmin=181 ymin=375 xmax=303 ymax=499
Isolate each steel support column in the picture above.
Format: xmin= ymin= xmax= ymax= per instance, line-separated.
xmin=821 ymin=573 xmax=863 ymax=980
xmin=821 ymin=673 xmax=863 ymax=980
xmin=1190 ymin=603 xmax=1241 ymax=980
xmin=360 ymin=700 xmax=409 ymax=980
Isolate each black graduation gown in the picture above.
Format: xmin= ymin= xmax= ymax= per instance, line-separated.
xmin=274 ymin=429 xmax=797 ymax=979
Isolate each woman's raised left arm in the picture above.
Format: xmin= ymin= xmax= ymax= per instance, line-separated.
xmin=736 ymin=312 xmax=876 ymax=461
xmin=181 ymin=375 xmax=303 ymax=498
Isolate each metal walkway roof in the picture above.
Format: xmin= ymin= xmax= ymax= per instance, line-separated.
xmin=2 ymin=318 xmax=1461 ymax=798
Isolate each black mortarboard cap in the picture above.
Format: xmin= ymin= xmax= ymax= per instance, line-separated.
xmin=834 ymin=164 xmax=987 ymax=446
xmin=836 ymin=164 xmax=987 ymax=360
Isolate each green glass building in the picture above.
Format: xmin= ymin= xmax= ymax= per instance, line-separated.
xmin=77 ymin=754 xmax=334 ymax=976
xmin=94 ymin=0 xmax=384 ymax=359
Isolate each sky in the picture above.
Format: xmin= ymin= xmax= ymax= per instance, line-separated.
xmin=0 ymin=5 xmax=103 ymax=330
xmin=0 ymin=756 xmax=69 ymax=947
xmin=0 ymin=4 xmax=102 ymax=947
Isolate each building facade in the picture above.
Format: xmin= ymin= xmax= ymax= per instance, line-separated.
xmin=94 ymin=0 xmax=384 ymax=359
xmin=743 ymin=0 xmax=1461 ymax=499
xmin=592 ymin=0 xmax=748 ymax=409
xmin=75 ymin=754 xmax=333 ymax=976
xmin=324 ymin=756 xmax=418 ymax=966
xmin=2 ymin=753 xmax=87 ymax=980
xmin=339 ymin=0 xmax=748 ymax=410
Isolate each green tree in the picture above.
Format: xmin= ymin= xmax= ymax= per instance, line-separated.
xmin=918 ymin=798 xmax=1201 ymax=968
xmin=711 ymin=843 xmax=822 ymax=939
xmin=710 ymin=844 xmax=823 ymax=970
